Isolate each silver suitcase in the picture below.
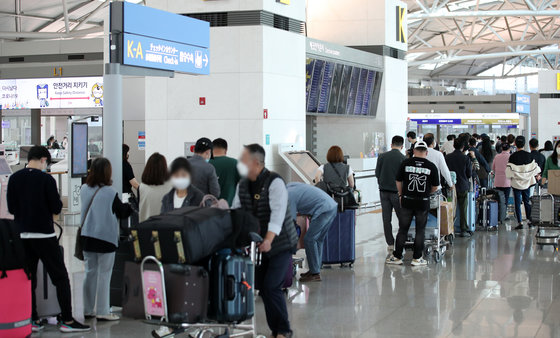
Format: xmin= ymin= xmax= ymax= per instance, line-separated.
xmin=36 ymin=259 xmax=62 ymax=318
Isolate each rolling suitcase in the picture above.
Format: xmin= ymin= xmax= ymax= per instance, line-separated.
xmin=495 ymin=189 xmax=507 ymax=223
xmin=0 ymin=219 xmax=32 ymax=338
xmin=454 ymin=191 xmax=477 ymax=233
xmin=166 ymin=264 xmax=209 ymax=324
xmin=110 ymin=237 xmax=134 ymax=307
xmin=37 ymin=222 xmax=63 ymax=319
xmin=479 ymin=199 xmax=499 ymax=230
xmin=208 ymin=252 xmax=254 ymax=323
xmin=122 ymin=261 xmax=145 ymax=319
xmin=322 ymin=209 xmax=356 ymax=266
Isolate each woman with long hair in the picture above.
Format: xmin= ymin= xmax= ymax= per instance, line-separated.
xmin=543 ymin=140 xmax=560 ymax=184
xmin=480 ymin=135 xmax=496 ymax=168
xmin=81 ymin=158 xmax=131 ymax=321
xmin=540 ymin=140 xmax=554 ymax=159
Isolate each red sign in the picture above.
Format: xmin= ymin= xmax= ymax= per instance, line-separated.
xmin=263 ymin=109 xmax=268 ymax=119
xmin=199 ymin=97 xmax=206 ymax=105
xmin=190 ymin=145 xmax=195 ymax=153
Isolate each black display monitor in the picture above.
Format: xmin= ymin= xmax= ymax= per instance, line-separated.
xmin=71 ymin=122 xmax=89 ymax=178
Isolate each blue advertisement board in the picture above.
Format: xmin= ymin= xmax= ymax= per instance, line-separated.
xmin=122 ymin=33 xmax=209 ymax=75
xmin=411 ymin=119 xmax=462 ymax=124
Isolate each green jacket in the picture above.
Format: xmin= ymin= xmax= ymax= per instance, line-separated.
xmin=543 ymin=156 xmax=560 ymax=179
xmin=209 ymin=156 xmax=240 ymax=205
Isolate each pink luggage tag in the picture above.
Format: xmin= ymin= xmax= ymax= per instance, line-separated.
xmin=143 ymin=270 xmax=165 ymax=317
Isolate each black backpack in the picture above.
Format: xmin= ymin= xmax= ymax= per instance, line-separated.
xmin=0 ymin=219 xmax=28 ymax=278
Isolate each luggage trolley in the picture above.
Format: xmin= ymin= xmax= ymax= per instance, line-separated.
xmin=406 ymin=194 xmax=449 ymax=263
xmin=534 ymin=193 xmax=560 ymax=251
xmin=143 ymin=233 xmax=266 ymax=338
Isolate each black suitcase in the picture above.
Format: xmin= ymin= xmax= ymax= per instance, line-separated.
xmin=208 ymin=252 xmax=254 ymax=323
xmin=166 ymin=264 xmax=209 ymax=324
xmin=37 ymin=222 xmax=63 ymax=319
xmin=110 ymin=237 xmax=135 ymax=307
xmin=121 ymin=261 xmax=145 ymax=319
xmin=132 ymin=207 xmax=233 ymax=265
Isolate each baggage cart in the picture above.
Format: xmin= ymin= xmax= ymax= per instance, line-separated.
xmin=406 ymin=195 xmax=450 ymax=263
xmin=534 ymin=192 xmax=560 ymax=251
xmin=143 ymin=232 xmax=267 ymax=338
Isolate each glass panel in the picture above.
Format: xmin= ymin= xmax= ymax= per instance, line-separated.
xmin=336 ymin=65 xmax=352 ymax=115
xmin=327 ymin=63 xmax=344 ymax=115
xmin=317 ymin=61 xmax=335 ymax=113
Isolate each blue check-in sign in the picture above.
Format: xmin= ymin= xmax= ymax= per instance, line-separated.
xmin=123 ymin=33 xmax=209 ymax=75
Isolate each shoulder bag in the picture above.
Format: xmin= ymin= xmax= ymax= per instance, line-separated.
xmin=74 ymin=188 xmax=101 ymax=261
xmin=326 ymin=163 xmax=359 ymax=211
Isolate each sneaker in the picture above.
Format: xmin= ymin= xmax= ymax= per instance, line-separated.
xmin=514 ymin=224 xmax=524 ymax=230
xmin=385 ymin=255 xmax=403 ymax=265
xmin=97 ymin=314 xmax=120 ymax=321
xmin=32 ymin=320 xmax=45 ymax=332
xmin=59 ymin=320 xmax=91 ymax=333
xmin=411 ymin=258 xmax=428 ymax=266
xmin=299 ymin=273 xmax=321 ymax=283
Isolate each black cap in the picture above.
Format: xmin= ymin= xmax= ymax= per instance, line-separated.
xmin=194 ymin=137 xmax=213 ymax=153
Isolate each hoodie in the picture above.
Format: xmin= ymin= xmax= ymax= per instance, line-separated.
xmin=505 ymin=160 xmax=541 ymax=190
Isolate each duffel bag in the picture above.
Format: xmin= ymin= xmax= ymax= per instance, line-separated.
xmin=131 ymin=207 xmax=233 ymax=265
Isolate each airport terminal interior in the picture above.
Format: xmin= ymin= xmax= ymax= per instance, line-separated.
xmin=1 ymin=0 xmax=560 ymax=337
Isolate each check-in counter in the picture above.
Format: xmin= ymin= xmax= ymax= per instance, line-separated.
xmin=347 ymin=158 xmax=379 ymax=209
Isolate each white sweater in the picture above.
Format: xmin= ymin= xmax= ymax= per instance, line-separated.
xmin=505 ymin=161 xmax=541 ymax=190
xmin=427 ymin=148 xmax=454 ymax=189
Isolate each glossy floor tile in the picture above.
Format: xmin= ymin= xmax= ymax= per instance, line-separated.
xmin=32 ymin=211 xmax=560 ymax=338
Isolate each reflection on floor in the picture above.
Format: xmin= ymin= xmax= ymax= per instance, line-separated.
xmin=33 ymin=211 xmax=560 ymax=338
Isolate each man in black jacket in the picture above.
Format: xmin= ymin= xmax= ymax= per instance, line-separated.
xmin=231 ymin=144 xmax=297 ymax=338
xmin=375 ymin=135 xmax=406 ymax=253
xmin=7 ymin=146 xmax=90 ymax=333
xmin=445 ymin=136 xmax=476 ymax=237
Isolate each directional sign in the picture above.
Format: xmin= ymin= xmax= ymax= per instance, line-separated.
xmin=122 ymin=33 xmax=209 ymax=75
xmin=110 ymin=2 xmax=210 ymax=75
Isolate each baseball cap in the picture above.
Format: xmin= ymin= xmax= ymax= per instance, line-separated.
xmin=194 ymin=137 xmax=213 ymax=153
xmin=414 ymin=141 xmax=428 ymax=149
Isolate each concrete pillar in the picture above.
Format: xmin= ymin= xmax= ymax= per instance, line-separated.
xmin=31 ymin=109 xmax=41 ymax=145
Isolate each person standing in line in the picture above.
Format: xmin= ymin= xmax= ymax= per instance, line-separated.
xmin=188 ymin=137 xmax=221 ymax=197
xmin=122 ymin=144 xmax=140 ymax=194
xmin=468 ymin=137 xmax=491 ymax=188
xmin=139 ymin=152 xmax=171 ymax=222
xmin=529 ymin=138 xmax=546 ymax=174
xmin=406 ymin=131 xmax=417 ymax=158
xmin=386 ymin=141 xmax=440 ymax=266
xmin=540 ymin=140 xmax=554 ymax=159
xmin=161 ymin=157 xmax=205 ymax=213
xmin=542 ymin=140 xmax=560 ymax=184
xmin=287 ymin=182 xmax=337 ymax=283
xmin=506 ymin=136 xmax=541 ymax=230
xmin=375 ymin=135 xmax=406 ymax=254
xmin=209 ymin=138 xmax=240 ymax=205
xmin=440 ymin=134 xmax=456 ymax=155
xmin=81 ymin=158 xmax=131 ymax=321
xmin=445 ymin=135 xmax=475 ymax=238
xmin=231 ymin=144 xmax=297 ymax=338
xmin=424 ymin=133 xmax=454 ymax=191
xmin=7 ymin=146 xmax=90 ymax=333
xmin=492 ymin=143 xmax=512 ymax=208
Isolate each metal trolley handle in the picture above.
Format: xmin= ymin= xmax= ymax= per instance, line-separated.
xmin=141 ymin=255 xmax=169 ymax=322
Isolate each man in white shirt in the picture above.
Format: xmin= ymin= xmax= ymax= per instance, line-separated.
xmin=424 ymin=133 xmax=454 ymax=191
xmin=440 ymin=134 xmax=456 ymax=156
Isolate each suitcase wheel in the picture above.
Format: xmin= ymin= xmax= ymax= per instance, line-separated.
xmin=433 ymin=250 xmax=441 ymax=263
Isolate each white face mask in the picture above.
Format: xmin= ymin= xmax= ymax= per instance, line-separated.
xmin=237 ymin=161 xmax=249 ymax=177
xmin=171 ymin=177 xmax=190 ymax=190
xmin=557 ymin=148 xmax=560 ymax=155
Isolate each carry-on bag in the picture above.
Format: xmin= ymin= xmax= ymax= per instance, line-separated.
xmin=122 ymin=261 xmax=145 ymax=319
xmin=322 ymin=209 xmax=356 ymax=266
xmin=36 ymin=222 xmax=63 ymax=318
xmin=479 ymin=199 xmax=499 ymax=230
xmin=110 ymin=236 xmax=135 ymax=307
xmin=208 ymin=252 xmax=255 ymax=323
xmin=0 ymin=219 xmax=32 ymax=338
xmin=439 ymin=201 xmax=454 ymax=236
xmin=132 ymin=207 xmax=233 ymax=265
xmin=454 ymin=191 xmax=477 ymax=233
xmin=166 ymin=264 xmax=209 ymax=324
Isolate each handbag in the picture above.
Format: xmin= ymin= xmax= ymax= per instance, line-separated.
xmin=74 ymin=187 xmax=101 ymax=261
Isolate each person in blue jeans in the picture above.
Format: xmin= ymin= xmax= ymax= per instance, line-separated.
xmin=287 ymin=182 xmax=337 ymax=283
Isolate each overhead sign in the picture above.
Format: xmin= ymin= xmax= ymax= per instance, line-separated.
xmin=515 ymin=94 xmax=530 ymax=114
xmin=396 ymin=6 xmax=407 ymax=43
xmin=409 ymin=112 xmax=520 ymax=125
xmin=0 ymin=77 xmax=103 ymax=109
xmin=110 ymin=2 xmax=210 ymax=75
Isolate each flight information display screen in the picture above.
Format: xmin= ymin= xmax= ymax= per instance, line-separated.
xmin=71 ymin=123 xmax=89 ymax=178
xmin=305 ymin=57 xmax=382 ymax=117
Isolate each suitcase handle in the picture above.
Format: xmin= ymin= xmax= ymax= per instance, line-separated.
xmin=226 ymin=276 xmax=236 ymax=300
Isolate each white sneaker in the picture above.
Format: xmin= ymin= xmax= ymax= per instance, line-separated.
xmin=385 ymin=255 xmax=403 ymax=265
xmin=96 ymin=314 xmax=120 ymax=321
xmin=411 ymin=258 xmax=428 ymax=266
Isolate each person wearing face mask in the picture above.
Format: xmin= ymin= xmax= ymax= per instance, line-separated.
xmin=231 ymin=144 xmax=298 ymax=338
xmin=188 ymin=137 xmax=220 ymax=197
xmin=7 ymin=146 xmax=91 ymax=333
xmin=542 ymin=140 xmax=560 ymax=185
xmin=161 ymin=157 xmax=204 ymax=213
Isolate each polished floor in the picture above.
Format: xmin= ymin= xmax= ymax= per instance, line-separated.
xmin=33 ymin=211 xmax=560 ymax=338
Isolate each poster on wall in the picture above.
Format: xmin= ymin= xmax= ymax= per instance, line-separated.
xmin=0 ymin=77 xmax=103 ymax=109
xmin=138 ymin=131 xmax=146 ymax=150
